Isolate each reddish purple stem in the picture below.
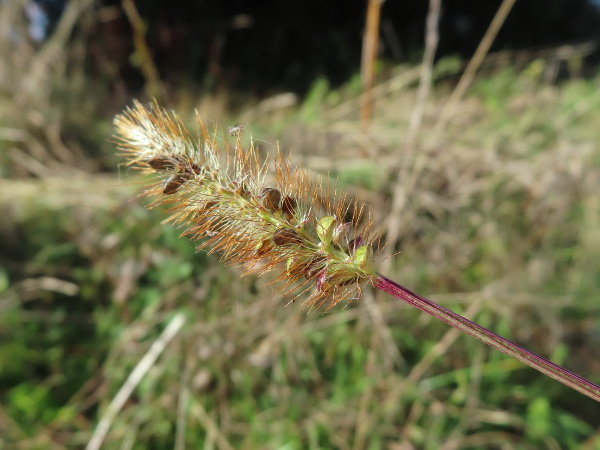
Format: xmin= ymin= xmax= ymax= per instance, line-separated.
xmin=374 ymin=274 xmax=600 ymax=402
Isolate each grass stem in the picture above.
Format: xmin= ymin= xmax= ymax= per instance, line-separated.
xmin=374 ymin=274 xmax=600 ymax=402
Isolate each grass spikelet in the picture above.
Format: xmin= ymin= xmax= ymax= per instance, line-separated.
xmin=114 ymin=100 xmax=378 ymax=308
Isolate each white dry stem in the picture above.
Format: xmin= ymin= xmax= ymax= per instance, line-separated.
xmin=86 ymin=313 xmax=186 ymax=450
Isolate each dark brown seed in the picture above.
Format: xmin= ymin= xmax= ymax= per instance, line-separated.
xmin=304 ymin=256 xmax=327 ymax=279
xmin=163 ymin=173 xmax=191 ymax=194
xmin=197 ymin=201 xmax=218 ymax=218
xmin=272 ymin=228 xmax=303 ymax=246
xmin=188 ymin=163 xmax=202 ymax=175
xmin=260 ymin=187 xmax=281 ymax=212
xmin=348 ymin=236 xmax=363 ymax=253
xmin=147 ymin=156 xmax=176 ymax=171
xmin=281 ymin=196 xmax=297 ymax=221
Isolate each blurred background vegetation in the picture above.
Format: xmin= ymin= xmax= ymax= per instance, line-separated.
xmin=1 ymin=0 xmax=600 ymax=448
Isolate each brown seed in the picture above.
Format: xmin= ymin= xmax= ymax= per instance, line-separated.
xmin=188 ymin=163 xmax=202 ymax=175
xmin=147 ymin=156 xmax=176 ymax=171
xmin=203 ymin=201 xmax=217 ymax=210
xmin=163 ymin=173 xmax=191 ymax=194
xmin=348 ymin=236 xmax=363 ymax=253
xmin=272 ymin=228 xmax=303 ymax=246
xmin=197 ymin=201 xmax=218 ymax=219
xmin=304 ymin=256 xmax=327 ymax=279
xmin=260 ymin=187 xmax=281 ymax=212
xmin=281 ymin=196 xmax=297 ymax=221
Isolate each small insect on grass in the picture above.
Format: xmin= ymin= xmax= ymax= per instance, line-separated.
xmin=228 ymin=122 xmax=245 ymax=136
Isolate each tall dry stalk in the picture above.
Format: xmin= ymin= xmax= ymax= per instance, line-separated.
xmin=360 ymin=0 xmax=384 ymax=127
xmin=113 ymin=101 xmax=600 ymax=403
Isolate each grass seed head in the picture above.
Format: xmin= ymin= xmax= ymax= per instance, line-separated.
xmin=114 ymin=100 xmax=378 ymax=308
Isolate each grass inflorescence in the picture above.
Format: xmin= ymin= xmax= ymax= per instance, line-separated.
xmin=114 ymin=101 xmax=378 ymax=308
xmin=114 ymin=100 xmax=600 ymax=404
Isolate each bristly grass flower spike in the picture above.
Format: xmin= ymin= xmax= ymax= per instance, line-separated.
xmin=115 ymin=100 xmax=378 ymax=309
xmin=114 ymin=100 xmax=600 ymax=402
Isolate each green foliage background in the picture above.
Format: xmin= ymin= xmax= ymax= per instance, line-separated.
xmin=1 ymin=2 xmax=600 ymax=449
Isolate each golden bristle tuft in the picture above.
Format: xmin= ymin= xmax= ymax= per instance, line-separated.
xmin=114 ymin=100 xmax=378 ymax=308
